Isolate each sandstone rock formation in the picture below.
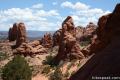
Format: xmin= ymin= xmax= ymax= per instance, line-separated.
xmin=84 ymin=22 xmax=97 ymax=38
xmin=8 ymin=22 xmax=48 ymax=56
xmin=75 ymin=22 xmax=97 ymax=56
xmin=16 ymin=23 xmax=27 ymax=47
xmin=14 ymin=40 xmax=47 ymax=56
xmin=8 ymin=22 xmax=26 ymax=48
xmin=8 ymin=23 xmax=18 ymax=41
xmin=76 ymin=22 xmax=97 ymax=42
xmin=75 ymin=26 xmax=84 ymax=42
xmin=69 ymin=3 xmax=120 ymax=80
xmin=41 ymin=33 xmax=53 ymax=48
xmin=53 ymin=29 xmax=62 ymax=47
xmin=81 ymin=16 xmax=110 ymax=56
xmin=52 ymin=16 xmax=85 ymax=65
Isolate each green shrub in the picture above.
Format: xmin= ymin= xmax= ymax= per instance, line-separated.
xmin=49 ymin=67 xmax=63 ymax=80
xmin=0 ymin=51 xmax=8 ymax=61
xmin=80 ymin=41 xmax=91 ymax=47
xmin=2 ymin=55 xmax=32 ymax=80
xmin=42 ymin=55 xmax=54 ymax=66
xmin=64 ymin=71 xmax=70 ymax=78
xmin=71 ymin=71 xmax=76 ymax=76
xmin=41 ymin=65 xmax=51 ymax=75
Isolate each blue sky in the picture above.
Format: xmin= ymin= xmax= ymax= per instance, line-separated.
xmin=0 ymin=0 xmax=119 ymax=31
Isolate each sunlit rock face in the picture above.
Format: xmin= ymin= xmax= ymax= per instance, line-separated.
xmin=53 ymin=29 xmax=62 ymax=47
xmin=52 ymin=16 xmax=85 ymax=65
xmin=8 ymin=23 xmax=18 ymax=41
xmin=8 ymin=22 xmax=27 ymax=48
xmin=69 ymin=3 xmax=120 ymax=80
xmin=8 ymin=22 xmax=47 ymax=56
xmin=13 ymin=40 xmax=47 ymax=56
xmin=41 ymin=33 xmax=53 ymax=48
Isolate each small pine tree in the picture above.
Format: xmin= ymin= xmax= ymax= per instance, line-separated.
xmin=49 ymin=67 xmax=63 ymax=80
xmin=2 ymin=55 xmax=32 ymax=80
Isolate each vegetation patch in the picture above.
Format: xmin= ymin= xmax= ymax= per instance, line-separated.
xmin=49 ymin=67 xmax=63 ymax=80
xmin=1 ymin=55 xmax=32 ymax=80
xmin=0 ymin=51 xmax=8 ymax=61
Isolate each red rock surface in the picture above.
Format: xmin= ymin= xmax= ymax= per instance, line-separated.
xmin=75 ymin=22 xmax=97 ymax=42
xmin=16 ymin=23 xmax=27 ymax=47
xmin=53 ymin=16 xmax=85 ymax=65
xmin=41 ymin=33 xmax=53 ymax=48
xmin=8 ymin=23 xmax=18 ymax=41
xmin=69 ymin=3 xmax=120 ymax=80
xmin=8 ymin=22 xmax=47 ymax=56
xmin=75 ymin=22 xmax=97 ymax=56
xmin=53 ymin=29 xmax=62 ymax=47
xmin=14 ymin=40 xmax=47 ymax=56
xmin=8 ymin=22 xmax=27 ymax=48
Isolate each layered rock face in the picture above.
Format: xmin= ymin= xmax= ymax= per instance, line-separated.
xmin=53 ymin=16 xmax=85 ymax=65
xmin=16 ymin=23 xmax=27 ymax=47
xmin=8 ymin=22 xmax=26 ymax=47
xmin=53 ymin=29 xmax=62 ymax=47
xmin=81 ymin=15 xmax=110 ymax=56
xmin=75 ymin=22 xmax=97 ymax=56
xmin=8 ymin=23 xmax=18 ymax=41
xmin=14 ymin=40 xmax=47 ymax=56
xmin=41 ymin=33 xmax=53 ymax=48
xmin=76 ymin=22 xmax=97 ymax=42
xmin=75 ymin=26 xmax=84 ymax=42
xmin=8 ymin=22 xmax=47 ymax=56
xmin=69 ymin=4 xmax=120 ymax=80
xmin=83 ymin=22 xmax=97 ymax=40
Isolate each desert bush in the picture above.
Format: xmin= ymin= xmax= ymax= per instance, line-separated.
xmin=77 ymin=62 xmax=81 ymax=67
xmin=64 ymin=71 xmax=70 ymax=78
xmin=2 ymin=55 xmax=32 ymax=80
xmin=42 ymin=55 xmax=55 ymax=66
xmin=71 ymin=71 xmax=76 ymax=76
xmin=0 ymin=51 xmax=8 ymax=61
xmin=67 ymin=60 xmax=76 ymax=70
xmin=80 ymin=41 xmax=91 ymax=47
xmin=41 ymin=65 xmax=51 ymax=75
xmin=0 ymin=68 xmax=2 ymax=79
xmin=49 ymin=67 xmax=63 ymax=80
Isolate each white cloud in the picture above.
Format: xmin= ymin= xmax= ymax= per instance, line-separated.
xmin=61 ymin=1 xmax=90 ymax=10
xmin=0 ymin=3 xmax=61 ymax=31
xmin=61 ymin=1 xmax=111 ymax=27
xmin=0 ymin=2 xmax=111 ymax=31
xmin=52 ymin=2 xmax=57 ymax=5
xmin=32 ymin=3 xmax=43 ymax=9
xmin=35 ymin=10 xmax=59 ymax=17
xmin=72 ymin=8 xmax=111 ymax=26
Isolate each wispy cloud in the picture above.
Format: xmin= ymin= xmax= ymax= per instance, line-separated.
xmin=0 ymin=1 xmax=111 ymax=31
xmin=0 ymin=3 xmax=61 ymax=31
xmin=32 ymin=3 xmax=43 ymax=9
xmin=61 ymin=1 xmax=90 ymax=10
xmin=61 ymin=1 xmax=111 ymax=26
